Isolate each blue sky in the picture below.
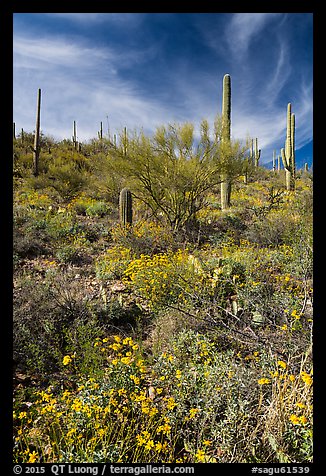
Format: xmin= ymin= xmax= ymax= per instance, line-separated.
xmin=13 ymin=13 xmax=313 ymax=164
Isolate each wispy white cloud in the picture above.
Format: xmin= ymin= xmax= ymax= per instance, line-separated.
xmin=13 ymin=33 xmax=157 ymax=72
xmin=43 ymin=13 xmax=145 ymax=25
xmin=263 ymin=42 xmax=291 ymax=104
xmin=226 ymin=13 xmax=280 ymax=56
xmin=13 ymin=33 xmax=180 ymax=141
xmin=13 ymin=35 xmax=112 ymax=70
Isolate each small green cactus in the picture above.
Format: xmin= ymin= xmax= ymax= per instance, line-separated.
xmin=119 ymin=188 xmax=133 ymax=227
xmin=281 ymin=103 xmax=296 ymax=191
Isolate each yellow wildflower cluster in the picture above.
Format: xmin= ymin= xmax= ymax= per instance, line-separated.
xmin=63 ymin=355 xmax=73 ymax=366
xmin=123 ymin=249 xmax=202 ymax=307
xmin=15 ymin=189 xmax=52 ymax=209
xmin=301 ymin=371 xmax=313 ymax=386
xmin=95 ymin=245 xmax=134 ymax=280
xmin=289 ymin=414 xmax=308 ymax=425
xmin=67 ymin=192 xmax=97 ymax=213
xmin=133 ymin=221 xmax=173 ymax=245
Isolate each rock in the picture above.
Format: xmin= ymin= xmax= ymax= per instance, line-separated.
xmin=111 ymin=282 xmax=127 ymax=293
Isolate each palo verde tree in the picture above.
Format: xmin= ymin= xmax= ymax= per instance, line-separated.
xmin=106 ymin=122 xmax=217 ymax=232
xmin=105 ymin=117 xmax=247 ymax=232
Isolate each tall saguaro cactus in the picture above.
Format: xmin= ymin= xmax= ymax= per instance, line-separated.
xmin=33 ymin=88 xmax=41 ymax=177
xmin=222 ymin=74 xmax=231 ymax=139
xmin=72 ymin=121 xmax=77 ymax=149
xmin=220 ymin=73 xmax=231 ymax=210
xmin=98 ymin=121 xmax=103 ymax=140
xmin=123 ymin=126 xmax=128 ymax=156
xmin=254 ymin=138 xmax=261 ymax=167
xmin=249 ymin=139 xmax=254 ymax=165
xmin=119 ymin=188 xmax=133 ymax=227
xmin=272 ymin=150 xmax=276 ymax=172
xmin=281 ymin=103 xmax=296 ymax=191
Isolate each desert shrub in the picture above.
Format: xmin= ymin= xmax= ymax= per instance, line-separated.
xmin=85 ymin=201 xmax=110 ymax=217
xmin=54 ymin=244 xmax=81 ymax=264
xmin=46 ymin=162 xmax=90 ymax=200
xmin=13 ymin=227 xmax=50 ymax=260
xmin=67 ymin=193 xmax=112 ymax=218
xmin=123 ymin=249 xmax=212 ymax=311
xmin=67 ymin=194 xmax=95 ymax=215
xmin=244 ymin=209 xmax=298 ymax=246
xmin=13 ymin=269 xmax=104 ymax=377
xmin=110 ymin=221 xmax=175 ymax=255
xmin=14 ymin=273 xmax=66 ymax=375
xmin=95 ymin=245 xmax=135 ymax=281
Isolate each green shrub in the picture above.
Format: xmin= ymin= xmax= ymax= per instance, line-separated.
xmin=86 ymin=201 xmax=110 ymax=217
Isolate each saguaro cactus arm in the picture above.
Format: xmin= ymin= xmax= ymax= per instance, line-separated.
xmin=281 ymin=148 xmax=291 ymax=171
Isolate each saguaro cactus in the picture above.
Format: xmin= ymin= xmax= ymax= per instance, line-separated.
xmin=123 ymin=126 xmax=128 ymax=156
xmin=249 ymin=139 xmax=254 ymax=166
xmin=98 ymin=121 xmax=103 ymax=140
xmin=272 ymin=150 xmax=276 ymax=172
xmin=33 ymin=88 xmax=41 ymax=177
xmin=254 ymin=138 xmax=261 ymax=167
xmin=72 ymin=121 xmax=77 ymax=149
xmin=281 ymin=103 xmax=296 ymax=191
xmin=119 ymin=188 xmax=133 ymax=227
xmin=220 ymin=73 xmax=231 ymax=210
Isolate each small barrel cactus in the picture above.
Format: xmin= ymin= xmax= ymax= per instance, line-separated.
xmin=119 ymin=188 xmax=133 ymax=227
